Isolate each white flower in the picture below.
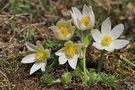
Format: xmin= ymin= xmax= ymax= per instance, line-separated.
xmin=92 ymin=18 xmax=129 ymax=51
xmin=21 ymin=41 xmax=50 ymax=75
xmin=70 ymin=4 xmax=95 ymax=31
xmin=49 ymin=19 xmax=75 ymax=40
xmin=55 ymin=41 xmax=82 ymax=69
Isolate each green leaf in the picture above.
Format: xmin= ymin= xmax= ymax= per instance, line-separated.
xmin=61 ymin=72 xmax=72 ymax=84
xmin=100 ymin=73 xmax=118 ymax=88
xmin=41 ymin=73 xmax=54 ymax=86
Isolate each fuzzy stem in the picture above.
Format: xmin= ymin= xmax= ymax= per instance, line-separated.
xmin=98 ymin=51 xmax=105 ymax=73
xmin=82 ymin=30 xmax=91 ymax=84
xmin=83 ymin=46 xmax=87 ymax=83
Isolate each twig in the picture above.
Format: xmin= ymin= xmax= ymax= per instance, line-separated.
xmin=0 ymin=13 xmax=29 ymax=17
xmin=19 ymin=22 xmax=46 ymax=33
xmin=0 ymin=70 xmax=11 ymax=90
xmin=120 ymin=55 xmax=135 ymax=67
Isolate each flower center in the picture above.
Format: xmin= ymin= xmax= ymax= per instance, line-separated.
xmin=35 ymin=51 xmax=48 ymax=62
xmin=80 ymin=17 xmax=90 ymax=26
xmin=60 ymin=27 xmax=69 ymax=37
xmin=64 ymin=45 xmax=76 ymax=59
xmin=101 ymin=35 xmax=112 ymax=47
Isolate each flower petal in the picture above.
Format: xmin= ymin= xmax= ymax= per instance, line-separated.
xmin=71 ymin=7 xmax=82 ymax=19
xmin=92 ymin=29 xmax=102 ymax=42
xmin=25 ymin=42 xmax=37 ymax=52
xmin=36 ymin=41 xmax=44 ymax=49
xmin=88 ymin=6 xmax=95 ymax=27
xmin=49 ymin=26 xmax=58 ymax=31
xmin=66 ymin=21 xmax=75 ymax=40
xmin=50 ymin=26 xmax=65 ymax=40
xmin=112 ymin=39 xmax=129 ymax=49
xmin=82 ymin=5 xmax=95 ymax=28
xmin=58 ymin=54 xmax=67 ymax=64
xmin=76 ymin=19 xmax=86 ymax=30
xmin=56 ymin=19 xmax=65 ymax=27
xmin=30 ymin=63 xmax=42 ymax=75
xmin=101 ymin=18 xmax=111 ymax=35
xmin=82 ymin=4 xmax=89 ymax=16
xmin=41 ymin=63 xmax=46 ymax=72
xmin=104 ymin=46 xmax=114 ymax=52
xmin=68 ymin=55 xmax=78 ymax=69
xmin=70 ymin=11 xmax=79 ymax=28
xmin=55 ymin=49 xmax=64 ymax=56
xmin=111 ymin=24 xmax=124 ymax=40
xmin=21 ymin=54 xmax=35 ymax=63
xmin=93 ymin=42 xmax=104 ymax=50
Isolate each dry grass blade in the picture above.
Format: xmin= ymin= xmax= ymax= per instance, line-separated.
xmin=0 ymin=69 xmax=11 ymax=90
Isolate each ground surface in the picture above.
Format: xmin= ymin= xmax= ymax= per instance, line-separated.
xmin=0 ymin=0 xmax=135 ymax=90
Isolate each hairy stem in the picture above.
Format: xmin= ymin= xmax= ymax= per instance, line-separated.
xmin=98 ymin=51 xmax=105 ymax=73
xmin=82 ymin=30 xmax=91 ymax=84
xmin=83 ymin=46 xmax=87 ymax=83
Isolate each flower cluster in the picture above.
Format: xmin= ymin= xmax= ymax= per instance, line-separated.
xmin=21 ymin=4 xmax=129 ymax=81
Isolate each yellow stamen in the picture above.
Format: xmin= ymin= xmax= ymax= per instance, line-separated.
xmin=63 ymin=41 xmax=81 ymax=59
xmin=81 ymin=17 xmax=90 ymax=26
xmin=35 ymin=50 xmax=48 ymax=62
xmin=101 ymin=35 xmax=112 ymax=46
xmin=65 ymin=46 xmax=76 ymax=58
xmin=60 ymin=27 xmax=69 ymax=37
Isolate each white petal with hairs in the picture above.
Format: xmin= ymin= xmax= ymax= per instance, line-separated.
xmin=21 ymin=54 xmax=35 ymax=63
xmin=92 ymin=18 xmax=129 ymax=51
xmin=58 ymin=54 xmax=68 ymax=64
xmin=30 ymin=63 xmax=42 ymax=75
xmin=68 ymin=55 xmax=78 ymax=69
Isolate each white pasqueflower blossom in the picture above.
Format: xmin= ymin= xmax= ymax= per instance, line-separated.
xmin=92 ymin=17 xmax=129 ymax=51
xmin=49 ymin=19 xmax=75 ymax=40
xmin=55 ymin=41 xmax=82 ymax=69
xmin=70 ymin=4 xmax=95 ymax=31
xmin=21 ymin=41 xmax=50 ymax=75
